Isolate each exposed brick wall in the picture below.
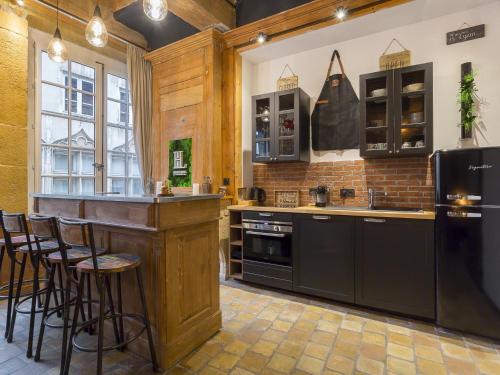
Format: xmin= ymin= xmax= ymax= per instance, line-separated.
xmin=253 ymin=157 xmax=435 ymax=210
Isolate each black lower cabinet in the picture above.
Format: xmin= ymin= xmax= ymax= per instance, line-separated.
xmin=293 ymin=214 xmax=355 ymax=303
xmin=243 ymin=260 xmax=293 ymax=291
xmin=355 ymin=217 xmax=435 ymax=319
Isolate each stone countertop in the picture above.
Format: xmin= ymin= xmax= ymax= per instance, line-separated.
xmin=31 ymin=193 xmax=221 ymax=204
xmin=228 ymin=205 xmax=435 ymax=220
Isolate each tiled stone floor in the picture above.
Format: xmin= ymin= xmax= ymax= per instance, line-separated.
xmin=1 ymin=280 xmax=500 ymax=374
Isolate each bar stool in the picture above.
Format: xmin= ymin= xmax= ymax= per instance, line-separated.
xmin=0 ymin=211 xmax=60 ymax=358
xmin=0 ymin=210 xmax=40 ymax=339
xmin=59 ymin=218 xmax=158 ymax=375
xmin=33 ymin=214 xmax=106 ymax=373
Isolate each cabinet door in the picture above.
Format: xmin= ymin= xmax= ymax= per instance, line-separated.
xmin=252 ymin=93 xmax=275 ymax=162
xmin=293 ymin=214 xmax=355 ymax=302
xmin=355 ymin=217 xmax=435 ymax=319
xmin=394 ymin=63 xmax=433 ymax=156
xmin=274 ymin=89 xmax=300 ymax=161
xmin=360 ymin=71 xmax=394 ymax=158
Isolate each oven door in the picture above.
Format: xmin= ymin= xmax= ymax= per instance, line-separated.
xmin=243 ymin=229 xmax=292 ymax=266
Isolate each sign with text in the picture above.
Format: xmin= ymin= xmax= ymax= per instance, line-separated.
xmin=447 ymin=24 xmax=485 ymax=45
xmin=168 ymin=138 xmax=192 ymax=187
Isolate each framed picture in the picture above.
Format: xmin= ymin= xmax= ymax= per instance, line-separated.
xmin=168 ymin=138 xmax=192 ymax=187
xmin=275 ymin=190 xmax=299 ymax=208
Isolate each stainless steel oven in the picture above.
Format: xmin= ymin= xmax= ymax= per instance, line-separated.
xmin=242 ymin=216 xmax=293 ymax=266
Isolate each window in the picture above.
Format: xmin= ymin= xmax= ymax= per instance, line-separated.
xmin=40 ymin=52 xmax=96 ymax=195
xmin=106 ymin=74 xmax=141 ymax=195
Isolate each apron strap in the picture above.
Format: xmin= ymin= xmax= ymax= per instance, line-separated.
xmin=326 ymin=50 xmax=346 ymax=80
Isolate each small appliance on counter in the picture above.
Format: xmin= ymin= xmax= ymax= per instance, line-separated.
xmin=435 ymin=147 xmax=500 ymax=340
xmin=309 ymin=185 xmax=329 ymax=207
xmin=238 ymin=187 xmax=267 ymax=205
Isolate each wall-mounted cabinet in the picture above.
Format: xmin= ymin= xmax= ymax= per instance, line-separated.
xmin=252 ymin=88 xmax=310 ymax=163
xmin=360 ymin=63 xmax=433 ymax=158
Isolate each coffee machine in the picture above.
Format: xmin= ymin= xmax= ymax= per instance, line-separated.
xmin=309 ymin=186 xmax=329 ymax=207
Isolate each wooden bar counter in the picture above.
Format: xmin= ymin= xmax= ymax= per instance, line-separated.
xmin=31 ymin=193 xmax=222 ymax=369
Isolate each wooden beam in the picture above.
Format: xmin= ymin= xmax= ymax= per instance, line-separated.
xmin=224 ymin=0 xmax=414 ymax=50
xmin=26 ymin=0 xmax=147 ymax=51
xmin=113 ymin=0 xmax=235 ymax=31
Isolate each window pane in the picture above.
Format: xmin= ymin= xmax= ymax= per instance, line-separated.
xmin=71 ymin=120 xmax=95 ymax=149
xmin=71 ymin=62 xmax=95 ymax=93
xmin=72 ymin=150 xmax=95 ymax=176
xmin=107 ymin=178 xmax=125 ymax=194
xmin=72 ymin=92 xmax=95 ymax=119
xmin=128 ymin=154 xmax=140 ymax=177
xmin=42 ymin=146 xmax=68 ymax=174
xmin=128 ymin=179 xmax=142 ymax=196
xmin=107 ymin=100 xmax=126 ymax=126
xmin=107 ymin=126 xmax=126 ymax=151
xmin=71 ymin=177 xmax=95 ymax=195
xmin=127 ymin=130 xmax=136 ymax=153
xmin=41 ymin=115 xmax=68 ymax=145
xmin=42 ymin=177 xmax=69 ymax=194
xmin=128 ymin=105 xmax=133 ymax=127
xmin=108 ymin=152 xmax=126 ymax=176
xmin=42 ymin=84 xmax=68 ymax=114
xmin=107 ymin=74 xmax=127 ymax=101
xmin=41 ymin=51 xmax=68 ymax=86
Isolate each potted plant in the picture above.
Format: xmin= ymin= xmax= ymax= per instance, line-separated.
xmin=459 ymin=62 xmax=478 ymax=139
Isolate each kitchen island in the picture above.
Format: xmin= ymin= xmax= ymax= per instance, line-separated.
xmin=32 ymin=193 xmax=222 ymax=369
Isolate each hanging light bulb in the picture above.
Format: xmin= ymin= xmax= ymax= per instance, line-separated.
xmin=48 ymin=0 xmax=68 ymax=63
xmin=256 ymin=32 xmax=268 ymax=44
xmin=143 ymin=0 xmax=168 ymax=21
xmin=86 ymin=4 xmax=108 ymax=47
xmin=335 ymin=6 xmax=348 ymax=21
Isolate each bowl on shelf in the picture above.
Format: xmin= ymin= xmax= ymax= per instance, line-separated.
xmin=368 ymin=120 xmax=385 ymax=128
xmin=408 ymin=112 xmax=424 ymax=124
xmin=403 ymin=83 xmax=424 ymax=93
xmin=370 ymin=88 xmax=388 ymax=97
xmin=402 ymin=142 xmax=413 ymax=149
xmin=415 ymin=140 xmax=425 ymax=148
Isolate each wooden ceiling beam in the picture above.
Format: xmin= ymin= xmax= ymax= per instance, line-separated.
xmin=25 ymin=0 xmax=148 ymax=51
xmin=113 ymin=0 xmax=236 ymax=31
xmin=224 ymin=0 xmax=415 ymax=50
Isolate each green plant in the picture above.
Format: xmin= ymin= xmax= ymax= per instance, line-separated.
xmin=459 ymin=71 xmax=478 ymax=133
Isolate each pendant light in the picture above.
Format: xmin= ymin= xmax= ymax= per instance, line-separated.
xmin=86 ymin=3 xmax=108 ymax=48
xmin=47 ymin=0 xmax=68 ymax=63
xmin=143 ymin=0 xmax=168 ymax=21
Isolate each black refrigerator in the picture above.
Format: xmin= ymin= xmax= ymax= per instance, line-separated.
xmin=435 ymin=147 xmax=500 ymax=340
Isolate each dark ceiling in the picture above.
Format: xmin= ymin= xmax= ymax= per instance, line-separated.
xmin=236 ymin=0 xmax=313 ymax=26
xmin=114 ymin=2 xmax=200 ymax=51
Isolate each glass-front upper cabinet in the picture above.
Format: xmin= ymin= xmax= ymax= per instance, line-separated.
xmin=252 ymin=88 xmax=310 ymax=163
xmin=359 ymin=63 xmax=433 ymax=158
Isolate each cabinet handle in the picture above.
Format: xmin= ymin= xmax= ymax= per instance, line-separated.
xmin=363 ymin=218 xmax=386 ymax=223
xmin=312 ymin=215 xmax=330 ymax=221
xmin=259 ymin=213 xmax=273 ymax=217
xmin=447 ymin=211 xmax=482 ymax=218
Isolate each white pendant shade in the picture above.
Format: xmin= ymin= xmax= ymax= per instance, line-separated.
xmin=47 ymin=28 xmax=68 ymax=63
xmin=86 ymin=5 xmax=108 ymax=48
xmin=143 ymin=0 xmax=168 ymax=21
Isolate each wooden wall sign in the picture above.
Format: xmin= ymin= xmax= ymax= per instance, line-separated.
xmin=275 ymin=190 xmax=299 ymax=208
xmin=379 ymin=39 xmax=411 ymax=71
xmin=447 ymin=24 xmax=485 ymax=45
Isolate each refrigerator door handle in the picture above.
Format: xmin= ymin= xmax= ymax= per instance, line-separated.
xmin=447 ymin=211 xmax=482 ymax=218
xmin=447 ymin=194 xmax=482 ymax=201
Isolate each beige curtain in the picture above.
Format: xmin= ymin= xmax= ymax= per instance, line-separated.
xmin=127 ymin=45 xmax=153 ymax=193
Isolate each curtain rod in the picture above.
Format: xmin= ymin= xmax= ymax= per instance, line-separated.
xmin=32 ymin=0 xmax=146 ymax=50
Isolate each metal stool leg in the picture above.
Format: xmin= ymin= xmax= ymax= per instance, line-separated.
xmin=136 ymin=267 xmax=159 ymax=372
xmin=104 ymin=275 xmax=121 ymax=346
xmin=57 ymin=264 xmax=65 ymax=307
xmin=116 ymin=273 xmax=125 ymax=348
xmin=7 ymin=253 xmax=27 ymax=343
xmin=86 ymin=273 xmax=94 ymax=335
xmin=63 ymin=276 xmax=85 ymax=375
xmin=34 ymin=263 xmax=56 ymax=361
xmin=96 ymin=277 xmax=106 ymax=375
xmin=0 ymin=246 xmax=4 ymax=280
xmin=27 ymin=256 xmax=40 ymax=358
xmin=5 ymin=254 xmax=16 ymax=338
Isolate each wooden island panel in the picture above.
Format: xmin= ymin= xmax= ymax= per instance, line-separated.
xmin=32 ymin=195 xmax=221 ymax=369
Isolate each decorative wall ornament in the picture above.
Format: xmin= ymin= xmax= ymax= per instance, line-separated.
xmin=459 ymin=62 xmax=478 ymax=140
xmin=168 ymin=138 xmax=192 ymax=187
xmin=275 ymin=190 xmax=299 ymax=208
xmin=379 ymin=38 xmax=411 ymax=71
xmin=277 ymin=64 xmax=299 ymax=91
xmin=447 ymin=23 xmax=485 ymax=45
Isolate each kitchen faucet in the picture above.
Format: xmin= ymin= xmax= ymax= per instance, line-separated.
xmin=368 ymin=188 xmax=388 ymax=209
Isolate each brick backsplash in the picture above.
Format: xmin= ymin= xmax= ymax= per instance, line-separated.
xmin=253 ymin=157 xmax=435 ymax=210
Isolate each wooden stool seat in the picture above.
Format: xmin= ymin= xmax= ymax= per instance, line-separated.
xmin=0 ymin=235 xmax=37 ymax=247
xmin=18 ymin=241 xmax=60 ymax=254
xmin=76 ymin=254 xmax=141 ymax=273
xmin=48 ymin=246 xmax=106 ymax=263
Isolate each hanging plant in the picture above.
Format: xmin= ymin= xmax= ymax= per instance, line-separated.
xmin=458 ymin=69 xmax=478 ymax=138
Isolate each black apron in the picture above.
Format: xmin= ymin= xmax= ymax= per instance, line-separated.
xmin=311 ymin=50 xmax=360 ymax=151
